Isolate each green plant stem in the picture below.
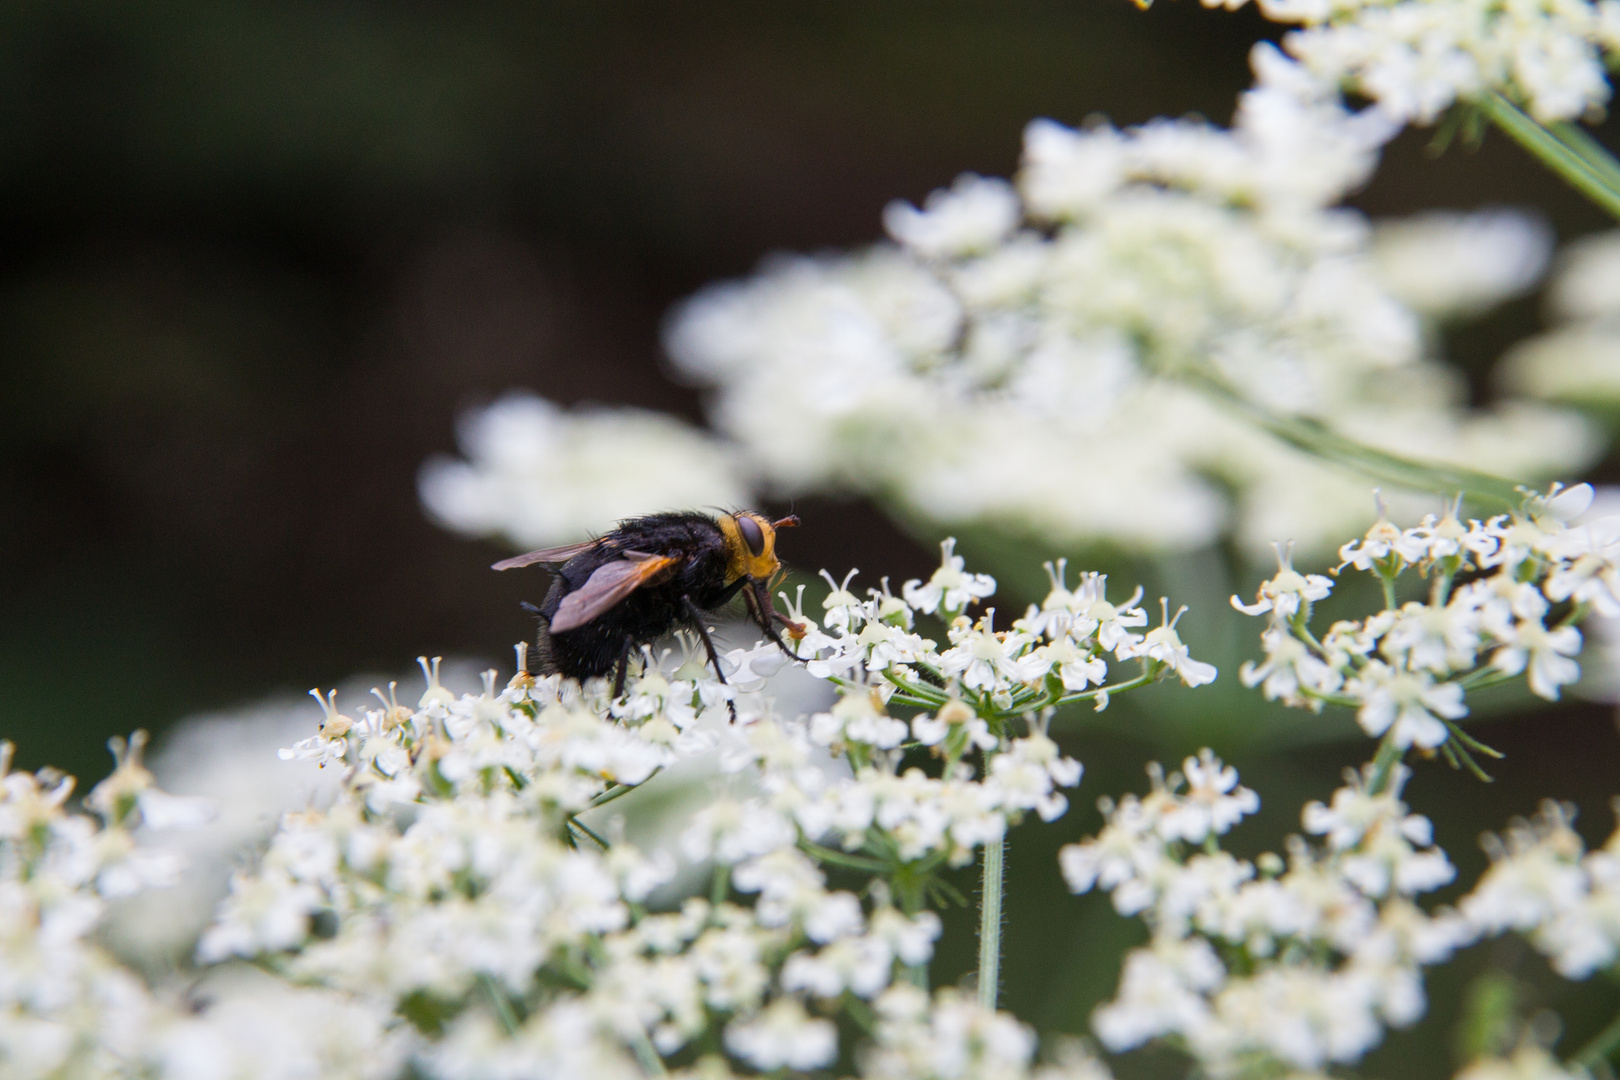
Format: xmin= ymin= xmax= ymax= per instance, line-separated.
xmin=1481 ymin=93 xmax=1620 ymax=222
xmin=978 ymin=833 xmax=1005 ymax=1012
xmin=798 ymin=839 xmax=889 ymax=873
xmin=1187 ymin=370 xmax=1524 ymax=506
xmin=568 ymin=816 xmax=610 ymax=850
xmin=1573 ymin=1010 xmax=1620 ymax=1070
xmin=479 ymin=973 xmax=522 ymax=1036
xmin=710 ymin=862 xmax=730 ymax=907
xmin=588 ymin=781 xmax=643 ymax=809
xmin=630 ymin=1029 xmax=670 ymax=1077
xmin=1366 ymin=730 xmax=1405 ymax=796
xmin=1053 ymin=670 xmax=1155 ymax=709
xmin=1550 ymin=120 xmax=1620 ymax=189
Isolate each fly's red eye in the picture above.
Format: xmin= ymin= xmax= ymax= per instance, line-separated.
xmin=736 ymin=514 xmax=766 ymax=556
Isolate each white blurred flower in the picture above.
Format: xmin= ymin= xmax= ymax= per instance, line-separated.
xmin=1253 ymin=0 xmax=1618 ymax=124
xmin=419 ymin=392 xmax=751 ymax=548
xmin=1371 ymin=209 xmax=1552 ymax=320
xmin=1501 ymin=229 xmax=1620 ymax=409
xmin=1550 ymin=229 xmax=1620 ymax=322
xmin=661 ymin=46 xmax=1591 ymax=558
xmin=723 ymin=998 xmax=837 ymax=1071
xmin=884 ymin=173 xmax=1022 ymax=259
xmin=1457 ymin=1045 xmax=1594 ymax=1080
xmin=1462 ymin=800 xmax=1620 ymax=978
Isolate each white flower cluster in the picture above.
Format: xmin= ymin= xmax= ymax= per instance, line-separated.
xmin=0 ymin=735 xmax=399 ymax=1080
xmin=1501 ymin=229 xmax=1620 ymax=409
xmin=1222 ymin=0 xmax=1620 ymax=124
xmin=1458 ymin=1044 xmax=1595 ymax=1080
xmin=660 ymin=46 xmax=1590 ymax=558
xmin=175 ymin=544 xmax=1200 ymax=1078
xmin=0 ymin=736 xmax=180 ymax=1078
xmin=1064 ymin=757 xmax=1466 ymax=1074
xmin=708 ymin=540 xmax=1215 ymax=871
xmin=1234 ymin=485 xmax=1604 ymax=756
xmin=1371 ymin=208 xmax=1552 ymax=320
xmin=1461 ymin=799 xmax=1620 ymax=978
xmin=419 ymin=391 xmax=751 ymax=549
xmin=202 ymin=662 xmax=922 ymax=1076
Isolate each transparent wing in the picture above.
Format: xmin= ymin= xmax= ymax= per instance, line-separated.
xmin=491 ymin=540 xmax=599 ymax=571
xmin=549 ymin=554 xmax=682 ymax=632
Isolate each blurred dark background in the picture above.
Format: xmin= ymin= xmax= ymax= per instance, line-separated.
xmin=2 ymin=0 xmax=1618 ymax=1065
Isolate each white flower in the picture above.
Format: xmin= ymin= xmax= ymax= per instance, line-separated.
xmin=1371 ymin=209 xmax=1551 ymax=319
xmin=196 ymin=867 xmax=323 ymax=961
xmin=1232 ymin=542 xmax=1334 ymax=618
xmin=884 ymin=173 xmax=1022 ymax=258
xmin=1346 ymin=662 xmax=1464 ymax=748
xmin=1241 ymin=625 xmax=1343 ymax=704
xmin=1265 ymin=0 xmax=1614 ymax=124
xmin=989 ymin=735 xmax=1084 ymax=822
xmin=902 ymin=538 xmax=997 ymax=616
xmin=1125 ymin=602 xmax=1219 ymax=687
xmin=1490 ymin=618 xmax=1583 ymax=701
xmin=1092 ymin=938 xmax=1225 ymax=1052
xmin=679 ymin=798 xmax=795 ymax=865
xmin=1161 ymin=750 xmax=1260 ymax=843
xmin=1457 ymin=1045 xmax=1594 ymax=1080
xmin=723 ymin=999 xmax=837 ymax=1071
xmin=871 ymin=907 xmax=943 ymax=967
xmin=1461 ymin=801 xmax=1620 ymax=977
xmin=418 ymin=392 xmax=750 ymax=549
xmin=1339 ymin=505 xmax=1430 ymax=572
xmin=652 ymin=52 xmax=1593 ymax=561
xmin=939 ymin=614 xmax=1045 ymax=692
xmin=1302 ymin=770 xmax=1455 ymax=898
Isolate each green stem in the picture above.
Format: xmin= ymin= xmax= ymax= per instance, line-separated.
xmin=1481 ymin=93 xmax=1620 ymax=222
xmin=1455 ymin=667 xmax=1521 ymax=692
xmin=630 ymin=1029 xmax=670 ymax=1077
xmin=1573 ymin=1010 xmax=1620 ymax=1070
xmin=977 ymin=833 xmax=1005 ymax=1012
xmin=798 ymin=839 xmax=889 ymax=873
xmin=1549 ymin=120 xmax=1620 ymax=188
xmin=1188 ymin=370 xmax=1524 ymax=506
xmin=479 ymin=973 xmax=522 ymax=1036
xmin=1052 ymin=670 xmax=1156 ymax=709
xmin=1303 ymin=689 xmax=1364 ymax=710
xmin=568 ymin=816 xmax=611 ymax=850
xmin=1367 ymin=730 xmax=1405 ymax=796
xmin=589 ymin=781 xmax=644 ymax=809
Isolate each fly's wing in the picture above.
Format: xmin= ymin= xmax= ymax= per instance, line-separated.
xmin=549 ymin=554 xmax=682 ymax=632
xmin=491 ymin=540 xmax=600 ymax=571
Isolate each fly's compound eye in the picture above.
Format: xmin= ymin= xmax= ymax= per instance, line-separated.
xmin=736 ymin=514 xmax=766 ymax=557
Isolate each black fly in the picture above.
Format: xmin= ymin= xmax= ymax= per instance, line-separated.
xmin=493 ymin=511 xmax=805 ymax=713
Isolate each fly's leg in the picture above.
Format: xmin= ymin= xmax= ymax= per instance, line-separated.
xmin=683 ymin=596 xmax=739 ymax=722
xmin=743 ymin=581 xmax=806 ymax=662
xmin=613 ymin=633 xmax=635 ymax=700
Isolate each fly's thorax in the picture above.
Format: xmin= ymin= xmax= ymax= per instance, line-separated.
xmin=717 ymin=511 xmax=781 ymax=583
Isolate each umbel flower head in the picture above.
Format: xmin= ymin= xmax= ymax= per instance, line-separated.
xmin=657 ymin=45 xmax=1593 ymax=558
xmin=1233 ymin=487 xmax=1605 ymax=768
xmin=174 ymin=543 xmax=1214 ymax=1078
xmin=1 ymin=498 xmax=1614 ymax=1079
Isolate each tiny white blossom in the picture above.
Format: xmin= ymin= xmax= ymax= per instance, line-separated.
xmin=723 ymin=998 xmax=837 ymax=1071
xmin=884 ymin=173 xmax=1022 ymax=258
xmin=903 ymin=538 xmax=997 ymax=616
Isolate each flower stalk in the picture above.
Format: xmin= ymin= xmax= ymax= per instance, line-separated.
xmin=978 ymin=833 xmax=1006 ymax=1012
xmin=1481 ymin=92 xmax=1620 ymax=222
